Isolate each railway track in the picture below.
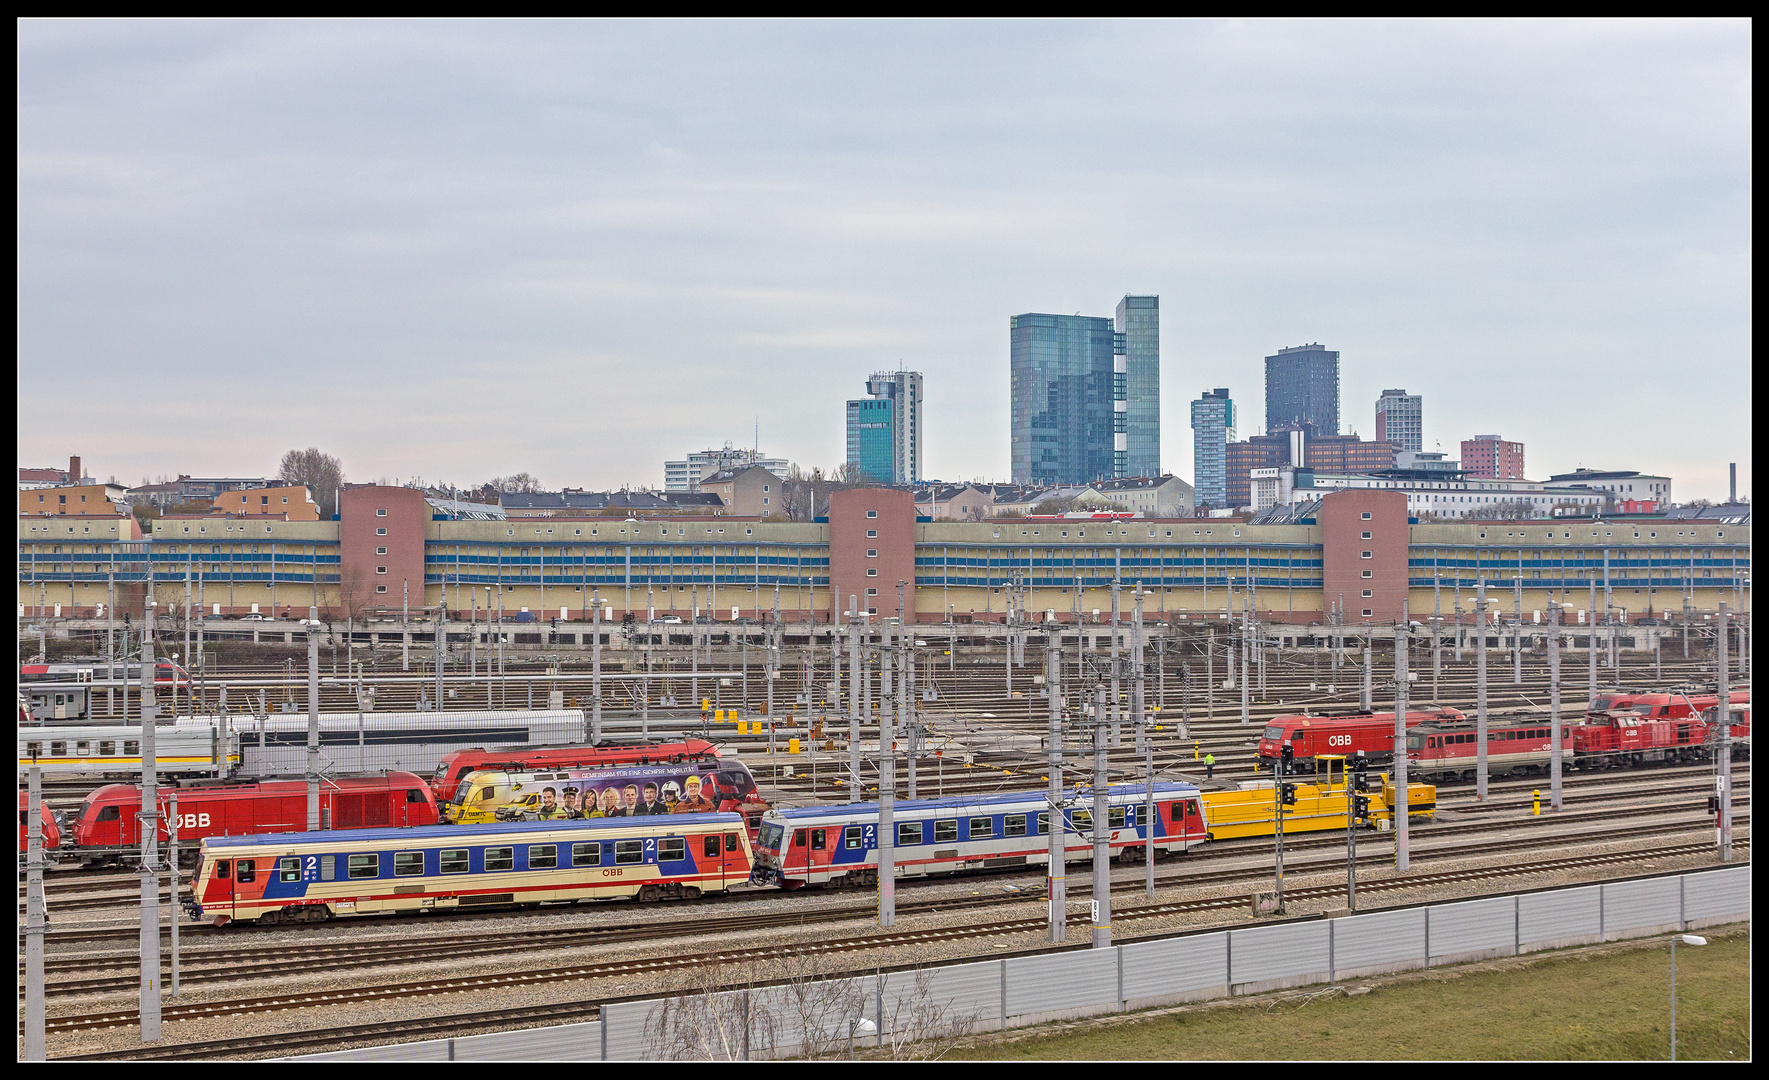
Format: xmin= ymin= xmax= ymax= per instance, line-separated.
xmin=46 ymin=838 xmax=1748 ymax=1059
xmin=28 ymin=809 xmax=1748 ymax=1002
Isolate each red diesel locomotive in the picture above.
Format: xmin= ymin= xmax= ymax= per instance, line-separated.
xmin=72 ymin=772 xmax=439 ymax=867
xmin=1574 ymin=692 xmax=1752 ymax=769
xmin=430 ymin=738 xmax=721 ymax=803
xmin=1257 ymin=707 xmax=1467 ymax=772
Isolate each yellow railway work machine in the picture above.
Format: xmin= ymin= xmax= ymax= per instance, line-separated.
xmin=1200 ymin=754 xmax=1436 ymax=840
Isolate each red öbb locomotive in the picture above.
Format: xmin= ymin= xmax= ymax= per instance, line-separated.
xmin=72 ymin=771 xmax=439 ymax=867
xmin=1257 ymin=707 xmax=1466 ymax=773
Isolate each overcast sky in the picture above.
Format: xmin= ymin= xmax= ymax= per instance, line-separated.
xmin=17 ymin=20 xmax=1752 ymax=500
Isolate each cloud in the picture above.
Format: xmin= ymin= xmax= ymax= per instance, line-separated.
xmin=17 ymin=19 xmax=1751 ymax=498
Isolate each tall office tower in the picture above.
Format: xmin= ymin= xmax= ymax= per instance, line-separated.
xmin=1116 ymin=295 xmax=1160 ymax=477
xmin=1010 ymin=313 xmax=1117 ymax=485
xmin=1190 ymin=388 xmax=1235 ymax=509
xmin=845 ymin=370 xmax=923 ymax=484
xmin=1265 ymin=343 xmax=1341 ymax=435
xmin=1374 ymin=388 xmax=1422 ymax=452
xmin=1461 ymin=435 xmax=1526 ymax=479
xmin=845 ymin=397 xmax=896 ymax=483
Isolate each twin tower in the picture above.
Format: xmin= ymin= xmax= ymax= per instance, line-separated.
xmin=1009 ymin=295 xmax=1159 ymax=486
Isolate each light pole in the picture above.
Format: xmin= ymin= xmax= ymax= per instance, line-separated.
xmin=1670 ymin=933 xmax=1708 ymax=1061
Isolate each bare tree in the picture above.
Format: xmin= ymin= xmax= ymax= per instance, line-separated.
xmin=277 ymin=448 xmax=346 ymax=516
xmin=641 ymin=947 xmax=980 ymax=1061
xmin=483 ymin=472 xmax=544 ymax=494
xmin=877 ymin=966 xmax=986 ymax=1061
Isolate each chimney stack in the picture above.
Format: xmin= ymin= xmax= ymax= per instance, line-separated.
xmin=1730 ymin=462 xmax=1736 ymax=505
xmin=69 ymin=455 xmax=82 ymax=485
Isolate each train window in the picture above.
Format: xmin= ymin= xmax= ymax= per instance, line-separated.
xmin=1071 ymin=810 xmax=1092 ymax=830
xmin=1108 ymin=807 xmax=1127 ymax=828
xmin=405 ymin=789 xmax=427 ymax=804
xmin=26 ymin=742 xmax=42 ymax=758
xmin=1003 ymin=814 xmax=1027 ymax=837
xmin=125 ymin=741 xmax=139 ymax=756
xmin=615 ymin=839 xmax=644 ymax=864
xmin=843 ymin=826 xmax=864 ymax=850
xmin=237 ymin=860 xmax=256 ymax=883
xmin=395 ymin=852 xmax=426 ymax=876
xmin=50 ymin=742 xmax=66 ymax=757
xmin=1036 ymin=812 xmax=1049 ymax=834
xmin=572 ymin=842 xmax=601 ymax=866
xmin=658 ymin=838 xmax=686 ymax=862
xmin=934 ymin=820 xmax=957 ymax=843
xmin=100 ymin=741 xmax=116 ymax=756
xmin=793 ymin=830 xmax=808 ymax=848
xmin=348 ymin=854 xmax=380 ymax=879
xmin=215 ymin=860 xmax=231 ymax=880
xmin=725 ymin=833 xmax=739 ymax=852
xmin=321 ymin=855 xmax=337 ymax=881
xmin=484 ymin=848 xmax=515 ymax=872
xmin=1132 ymin=805 xmax=1149 ymax=826
xmin=810 ymin=829 xmax=826 ymax=850
xmin=968 ymin=817 xmax=994 ymax=839
xmin=1169 ymin=803 xmax=1184 ymax=821
xmin=897 ymin=821 xmax=923 ymax=845
xmin=96 ymin=805 xmax=120 ymax=822
xmin=439 ymin=849 xmax=469 ymax=874
xmin=705 ymin=835 xmax=721 ymax=858
xmin=278 ymin=858 xmax=301 ymax=883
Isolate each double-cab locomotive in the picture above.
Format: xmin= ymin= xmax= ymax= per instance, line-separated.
xmin=1257 ymin=708 xmax=1465 ymax=773
xmin=749 ymin=783 xmax=1206 ymax=890
xmin=188 ymin=812 xmax=753 ymax=926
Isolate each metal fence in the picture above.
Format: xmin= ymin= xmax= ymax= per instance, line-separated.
xmin=296 ymin=864 xmax=1749 ymax=1061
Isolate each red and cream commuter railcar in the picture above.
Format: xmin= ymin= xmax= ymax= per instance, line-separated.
xmin=1405 ymin=716 xmax=1575 ymax=782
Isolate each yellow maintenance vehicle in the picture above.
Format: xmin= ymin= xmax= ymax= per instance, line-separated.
xmin=1199 ymin=754 xmax=1435 ymax=840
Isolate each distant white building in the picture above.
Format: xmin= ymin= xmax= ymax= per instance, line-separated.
xmin=1544 ymin=469 xmax=1672 ymax=509
xmin=664 ymin=444 xmax=793 ymax=493
xmin=1257 ymin=466 xmax=1606 ymax=518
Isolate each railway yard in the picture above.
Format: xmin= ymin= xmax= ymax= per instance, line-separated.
xmin=19 ymin=630 xmax=1752 ymax=1060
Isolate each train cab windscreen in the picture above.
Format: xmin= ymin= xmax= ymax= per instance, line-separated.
xmin=757 ymin=821 xmax=784 ymax=852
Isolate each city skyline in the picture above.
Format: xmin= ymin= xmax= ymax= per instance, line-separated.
xmin=17 ymin=21 xmax=1751 ymax=500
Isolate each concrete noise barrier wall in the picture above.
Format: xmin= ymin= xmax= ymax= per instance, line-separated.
xmin=294 ymin=865 xmax=1749 ymax=1061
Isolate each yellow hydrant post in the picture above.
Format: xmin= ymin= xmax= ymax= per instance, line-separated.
xmin=1532 ymin=790 xmax=1540 ymax=816
xmin=1194 ymin=741 xmax=1201 ymax=761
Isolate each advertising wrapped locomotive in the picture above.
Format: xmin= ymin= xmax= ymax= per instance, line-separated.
xmin=445 ymin=760 xmax=765 ymax=826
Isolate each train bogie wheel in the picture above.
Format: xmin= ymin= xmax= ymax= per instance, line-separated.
xmin=637 ymin=884 xmax=662 ymax=902
xmin=259 ymin=910 xmax=281 ymax=926
xmin=682 ymin=886 xmax=702 ymax=900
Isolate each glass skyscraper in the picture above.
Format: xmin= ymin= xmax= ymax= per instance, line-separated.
xmin=1190 ymin=387 xmax=1235 ymax=509
xmin=1117 ymin=295 xmax=1160 ymax=477
xmin=1011 ymin=295 xmax=1158 ymax=485
xmin=1265 ymin=343 xmax=1340 ymax=435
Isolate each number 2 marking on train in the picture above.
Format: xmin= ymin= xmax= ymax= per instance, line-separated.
xmin=305 ymin=855 xmax=318 ymax=881
xmin=863 ymin=825 xmax=875 ymax=846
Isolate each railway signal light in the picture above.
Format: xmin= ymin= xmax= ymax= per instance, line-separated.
xmin=1280 ymin=742 xmax=1294 ymax=764
xmin=1353 ymin=794 xmax=1371 ymax=820
xmin=1279 ymin=782 xmax=1298 ymax=806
